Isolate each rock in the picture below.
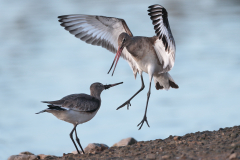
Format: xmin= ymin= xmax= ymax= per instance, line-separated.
xmin=19 ymin=152 xmax=34 ymax=156
xmin=169 ymin=141 xmax=175 ymax=145
xmin=162 ymin=155 xmax=170 ymax=159
xmin=113 ymin=137 xmax=137 ymax=147
xmin=84 ymin=143 xmax=109 ymax=153
xmin=180 ymin=154 xmax=187 ymax=159
xmin=229 ymin=153 xmax=237 ymax=160
xmin=146 ymin=153 xmax=156 ymax=159
xmin=38 ymin=154 xmax=52 ymax=159
xmin=8 ymin=155 xmax=16 ymax=160
xmin=8 ymin=155 xmax=38 ymax=160
xmin=173 ymin=136 xmax=180 ymax=141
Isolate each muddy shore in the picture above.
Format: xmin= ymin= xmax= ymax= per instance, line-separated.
xmin=40 ymin=125 xmax=240 ymax=160
xmin=10 ymin=125 xmax=240 ymax=160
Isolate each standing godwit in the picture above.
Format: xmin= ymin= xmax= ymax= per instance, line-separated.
xmin=36 ymin=82 xmax=123 ymax=154
xmin=58 ymin=4 xmax=179 ymax=129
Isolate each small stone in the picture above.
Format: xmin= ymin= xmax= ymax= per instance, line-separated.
xmin=231 ymin=133 xmax=237 ymax=138
xmin=169 ymin=141 xmax=175 ymax=145
xmin=168 ymin=135 xmax=173 ymax=139
xmin=180 ymin=154 xmax=187 ymax=159
xmin=112 ymin=137 xmax=137 ymax=147
xmin=162 ymin=155 xmax=170 ymax=159
xmin=231 ymin=143 xmax=236 ymax=147
xmin=8 ymin=155 xmax=38 ymax=160
xmin=92 ymin=151 xmax=100 ymax=154
xmin=84 ymin=143 xmax=109 ymax=153
xmin=19 ymin=151 xmax=34 ymax=155
xmin=38 ymin=154 xmax=51 ymax=159
xmin=174 ymin=136 xmax=180 ymax=141
xmin=146 ymin=153 xmax=156 ymax=159
xmin=159 ymin=147 xmax=163 ymax=152
xmin=8 ymin=155 xmax=17 ymax=160
xmin=229 ymin=153 xmax=237 ymax=160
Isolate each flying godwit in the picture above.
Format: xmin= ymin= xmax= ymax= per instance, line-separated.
xmin=58 ymin=4 xmax=179 ymax=130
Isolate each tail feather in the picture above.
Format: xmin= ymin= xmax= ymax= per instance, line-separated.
xmin=169 ymin=80 xmax=179 ymax=89
xmin=153 ymin=72 xmax=179 ymax=90
xmin=36 ymin=104 xmax=66 ymax=114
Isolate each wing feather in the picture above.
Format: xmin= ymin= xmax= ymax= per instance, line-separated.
xmin=42 ymin=94 xmax=100 ymax=112
xmin=148 ymin=4 xmax=176 ymax=70
xmin=58 ymin=14 xmax=138 ymax=76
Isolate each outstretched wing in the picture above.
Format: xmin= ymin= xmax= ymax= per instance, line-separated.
xmin=58 ymin=15 xmax=138 ymax=77
xmin=148 ymin=4 xmax=176 ymax=70
xmin=42 ymin=94 xmax=100 ymax=113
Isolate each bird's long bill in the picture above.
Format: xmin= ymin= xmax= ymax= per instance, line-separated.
xmin=104 ymin=82 xmax=123 ymax=90
xmin=107 ymin=46 xmax=123 ymax=76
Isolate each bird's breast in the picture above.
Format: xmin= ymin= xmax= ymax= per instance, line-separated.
xmin=126 ymin=37 xmax=162 ymax=74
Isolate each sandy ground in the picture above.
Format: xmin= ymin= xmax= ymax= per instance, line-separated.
xmin=42 ymin=125 xmax=240 ymax=159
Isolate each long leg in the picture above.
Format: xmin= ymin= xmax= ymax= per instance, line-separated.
xmin=70 ymin=124 xmax=80 ymax=154
xmin=137 ymin=76 xmax=153 ymax=130
xmin=117 ymin=74 xmax=145 ymax=110
xmin=74 ymin=127 xmax=85 ymax=154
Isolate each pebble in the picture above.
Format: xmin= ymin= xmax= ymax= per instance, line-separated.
xmin=37 ymin=154 xmax=51 ymax=159
xmin=84 ymin=143 xmax=109 ymax=153
xmin=146 ymin=153 xmax=156 ymax=159
xmin=19 ymin=152 xmax=34 ymax=155
xmin=229 ymin=153 xmax=237 ymax=160
xmin=8 ymin=155 xmax=38 ymax=160
xmin=162 ymin=155 xmax=170 ymax=159
xmin=113 ymin=137 xmax=137 ymax=147
xmin=173 ymin=136 xmax=180 ymax=141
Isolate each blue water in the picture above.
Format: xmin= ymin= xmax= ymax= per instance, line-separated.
xmin=1 ymin=0 xmax=240 ymax=159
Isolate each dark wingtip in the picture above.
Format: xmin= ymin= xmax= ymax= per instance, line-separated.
xmin=169 ymin=80 xmax=179 ymax=89
xmin=58 ymin=15 xmax=67 ymax=19
xmin=148 ymin=4 xmax=163 ymax=9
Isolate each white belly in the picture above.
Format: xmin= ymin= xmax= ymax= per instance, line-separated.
xmin=134 ymin=53 xmax=163 ymax=76
xmin=49 ymin=110 xmax=98 ymax=125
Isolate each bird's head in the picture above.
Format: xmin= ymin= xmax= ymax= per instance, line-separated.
xmin=107 ymin=32 xmax=130 ymax=76
xmin=90 ymin=82 xmax=123 ymax=97
xmin=118 ymin=32 xmax=130 ymax=50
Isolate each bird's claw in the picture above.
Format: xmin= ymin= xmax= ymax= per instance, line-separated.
xmin=137 ymin=115 xmax=150 ymax=130
xmin=116 ymin=100 xmax=131 ymax=110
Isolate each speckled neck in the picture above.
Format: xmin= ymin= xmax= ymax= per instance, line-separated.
xmin=90 ymin=90 xmax=102 ymax=101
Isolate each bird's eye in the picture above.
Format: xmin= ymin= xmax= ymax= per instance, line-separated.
xmin=122 ymin=38 xmax=125 ymax=43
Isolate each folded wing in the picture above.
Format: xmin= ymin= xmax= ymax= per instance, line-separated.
xmin=42 ymin=94 xmax=100 ymax=113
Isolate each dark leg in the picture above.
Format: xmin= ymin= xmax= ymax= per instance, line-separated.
xmin=74 ymin=127 xmax=85 ymax=154
xmin=117 ymin=74 xmax=145 ymax=110
xmin=137 ymin=77 xmax=153 ymax=130
xmin=70 ymin=125 xmax=80 ymax=154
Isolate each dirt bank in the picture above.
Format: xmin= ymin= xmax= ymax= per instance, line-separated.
xmin=43 ymin=125 xmax=240 ymax=159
